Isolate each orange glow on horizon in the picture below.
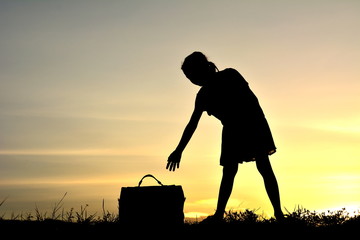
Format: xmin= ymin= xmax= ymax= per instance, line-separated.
xmin=1 ymin=1 xmax=360 ymax=219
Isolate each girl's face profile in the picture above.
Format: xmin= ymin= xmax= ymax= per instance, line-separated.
xmin=184 ymin=69 xmax=205 ymax=86
xmin=183 ymin=63 xmax=210 ymax=86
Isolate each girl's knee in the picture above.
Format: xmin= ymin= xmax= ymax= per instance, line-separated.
xmin=256 ymin=156 xmax=272 ymax=176
xmin=223 ymin=164 xmax=238 ymax=177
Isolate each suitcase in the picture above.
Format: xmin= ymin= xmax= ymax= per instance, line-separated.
xmin=118 ymin=174 xmax=185 ymax=226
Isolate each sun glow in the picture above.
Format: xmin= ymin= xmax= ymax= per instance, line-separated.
xmin=1 ymin=1 xmax=360 ymax=219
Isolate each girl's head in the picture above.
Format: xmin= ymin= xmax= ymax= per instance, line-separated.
xmin=181 ymin=52 xmax=218 ymax=86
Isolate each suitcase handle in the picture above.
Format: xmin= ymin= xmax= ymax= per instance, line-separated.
xmin=138 ymin=174 xmax=164 ymax=187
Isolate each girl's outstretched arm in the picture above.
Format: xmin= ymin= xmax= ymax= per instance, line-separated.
xmin=166 ymin=98 xmax=203 ymax=171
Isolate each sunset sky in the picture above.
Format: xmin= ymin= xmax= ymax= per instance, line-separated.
xmin=1 ymin=0 xmax=360 ymax=219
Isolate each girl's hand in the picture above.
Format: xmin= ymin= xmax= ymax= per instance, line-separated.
xmin=166 ymin=150 xmax=182 ymax=171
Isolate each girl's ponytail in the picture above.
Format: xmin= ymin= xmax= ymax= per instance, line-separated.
xmin=208 ymin=61 xmax=219 ymax=73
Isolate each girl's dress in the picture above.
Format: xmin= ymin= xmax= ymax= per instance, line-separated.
xmin=197 ymin=68 xmax=276 ymax=165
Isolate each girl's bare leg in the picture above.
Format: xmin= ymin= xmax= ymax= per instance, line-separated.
xmin=214 ymin=163 xmax=238 ymax=218
xmin=256 ymin=155 xmax=284 ymax=219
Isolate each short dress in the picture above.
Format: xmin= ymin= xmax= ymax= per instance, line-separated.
xmin=197 ymin=68 xmax=276 ymax=166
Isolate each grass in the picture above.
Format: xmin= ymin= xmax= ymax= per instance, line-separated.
xmin=0 ymin=193 xmax=116 ymax=223
xmin=222 ymin=206 xmax=360 ymax=227
xmin=1 ymin=195 xmax=360 ymax=238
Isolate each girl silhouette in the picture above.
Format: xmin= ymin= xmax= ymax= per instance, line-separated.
xmin=166 ymin=52 xmax=284 ymax=221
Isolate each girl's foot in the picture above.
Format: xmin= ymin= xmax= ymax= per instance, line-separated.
xmin=275 ymin=211 xmax=285 ymax=222
xmin=200 ymin=214 xmax=224 ymax=224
